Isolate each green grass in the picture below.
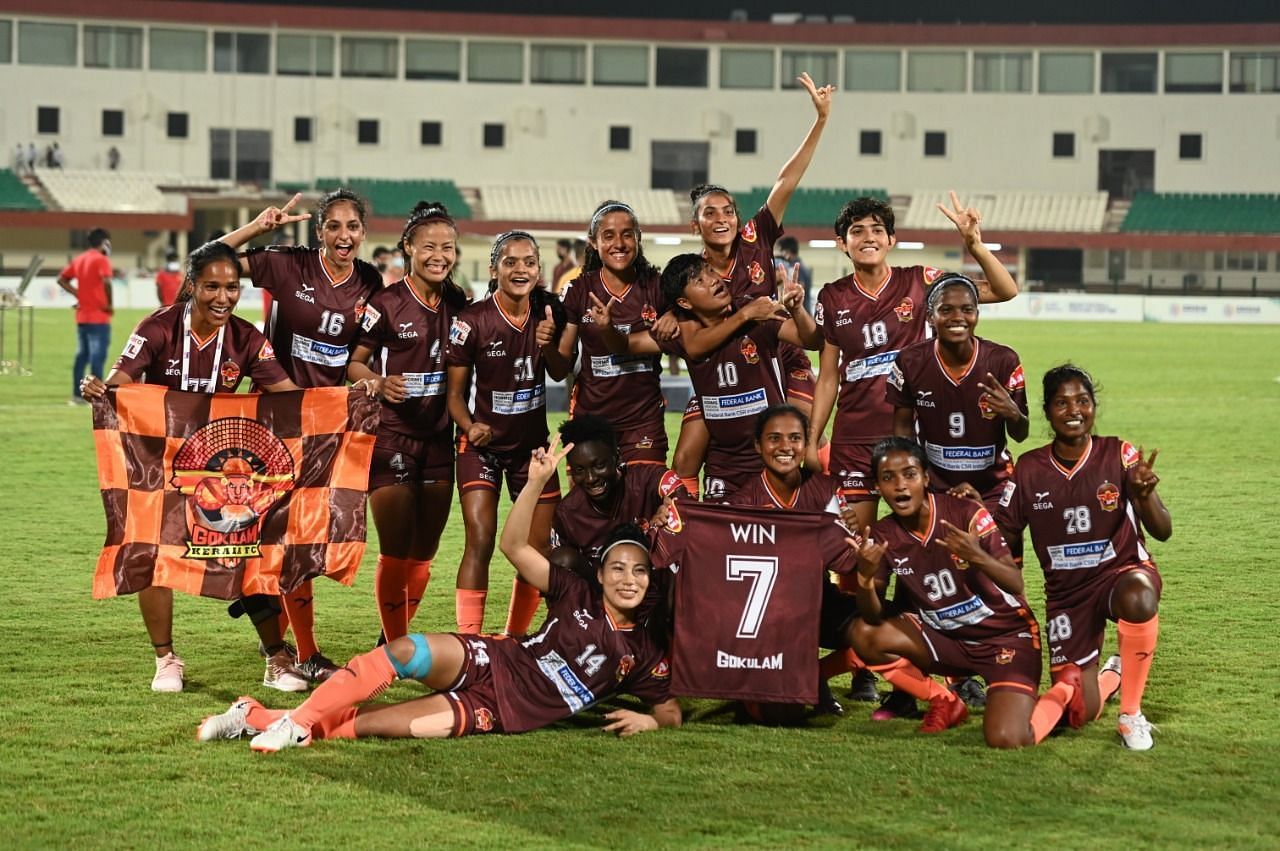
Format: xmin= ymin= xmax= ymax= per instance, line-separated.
xmin=2 ymin=310 xmax=1278 ymax=848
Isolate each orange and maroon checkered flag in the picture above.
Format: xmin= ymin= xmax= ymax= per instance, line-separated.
xmin=91 ymin=385 xmax=379 ymax=600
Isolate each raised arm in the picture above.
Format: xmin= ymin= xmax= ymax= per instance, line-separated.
xmin=936 ymin=191 xmax=1018 ymax=303
xmin=1128 ymin=447 xmax=1172 ymax=542
xmin=805 ymin=342 xmax=840 ymax=469
xmin=776 ymin=264 xmax=822 ymax=350
xmin=765 ymin=73 xmax=835 ymax=225
xmin=218 ymin=193 xmax=310 ymax=275
xmin=498 ymin=438 xmax=574 ymax=592
xmin=536 ymin=305 xmax=572 ymax=381
xmin=678 ymin=297 xmax=781 ymax=360
xmin=852 ymin=528 xmax=889 ymax=625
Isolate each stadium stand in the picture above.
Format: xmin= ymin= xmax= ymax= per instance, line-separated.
xmin=1120 ymin=192 xmax=1280 ymax=234
xmin=0 ymin=169 xmax=43 ymax=211
xmin=477 ymin=183 xmax=681 ymax=225
xmin=730 ymin=187 xmax=890 ymax=228
xmin=34 ymin=169 xmax=188 ymax=214
xmin=902 ymin=190 xmax=1108 ymax=232
xmin=315 ymin=178 xmax=472 ymax=220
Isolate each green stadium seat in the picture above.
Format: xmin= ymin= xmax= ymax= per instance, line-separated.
xmin=1119 ymin=192 xmax=1280 ymax=234
xmin=0 ymin=169 xmax=44 ymax=211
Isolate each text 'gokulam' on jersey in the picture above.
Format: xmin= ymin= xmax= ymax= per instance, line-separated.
xmin=650 ymin=500 xmax=856 ymax=704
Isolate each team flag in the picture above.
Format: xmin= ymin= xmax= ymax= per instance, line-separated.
xmin=90 ymin=385 xmax=379 ymax=600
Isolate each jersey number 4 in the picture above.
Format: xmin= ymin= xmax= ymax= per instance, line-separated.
xmin=725 ymin=555 xmax=778 ymax=639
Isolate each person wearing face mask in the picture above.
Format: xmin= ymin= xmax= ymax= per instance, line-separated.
xmin=58 ymin=227 xmax=115 ymax=406
xmin=156 ymin=248 xmax=182 ymax=306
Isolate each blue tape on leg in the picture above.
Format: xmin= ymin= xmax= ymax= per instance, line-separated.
xmin=386 ymin=633 xmax=433 ymax=680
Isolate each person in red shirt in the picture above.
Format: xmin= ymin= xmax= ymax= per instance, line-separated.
xmin=80 ymin=241 xmax=302 ymax=695
xmin=198 ymin=437 xmax=681 ymax=751
xmin=58 ymin=227 xmax=114 ymax=404
xmin=155 ymin=249 xmax=182 ymax=306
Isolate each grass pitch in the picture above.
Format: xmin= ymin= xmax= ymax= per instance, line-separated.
xmin=1 ymin=308 xmax=1277 ymax=849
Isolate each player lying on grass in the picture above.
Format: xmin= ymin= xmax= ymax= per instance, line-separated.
xmin=848 ymin=437 xmax=1086 ymax=748
xmin=991 ymin=364 xmax=1170 ymax=750
xmin=198 ymin=436 xmax=681 ymax=751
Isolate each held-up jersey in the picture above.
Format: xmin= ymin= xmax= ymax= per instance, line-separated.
xmin=885 ymin=337 xmax=1027 ymax=496
xmin=551 ymin=464 xmax=687 ymax=569
xmin=995 ymin=436 xmax=1156 ymax=602
xmin=560 ymin=269 xmax=667 ymax=432
xmin=658 ymin=320 xmax=787 ymax=483
xmin=870 ymin=493 xmax=1038 ymax=642
xmin=650 ymin=500 xmax=857 ymax=704
xmin=815 ymin=266 xmax=943 ymax=444
xmin=727 ymin=469 xmax=842 ymax=515
xmin=114 ymin=306 xmax=288 ymax=392
xmin=357 ymin=279 xmax=463 ymax=438
xmin=445 ymin=296 xmax=549 ymax=456
xmin=246 ymin=246 xmax=382 ymax=388
xmin=483 ymin=565 xmax=671 ymax=733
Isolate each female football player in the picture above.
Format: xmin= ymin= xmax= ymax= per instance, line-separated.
xmin=994 ymin=365 xmax=1170 ymax=750
xmin=198 ymin=437 xmax=680 ymax=749
xmin=445 ymin=231 xmax=567 ymax=635
xmin=81 ymin=241 xmax=301 ymax=693
xmin=347 ymin=202 xmax=469 ymax=642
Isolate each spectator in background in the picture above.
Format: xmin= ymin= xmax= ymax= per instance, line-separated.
xmin=155 ymin=248 xmax=182 ymax=305
xmin=554 ymin=238 xmax=586 ymax=293
xmin=12 ymin=143 xmax=25 ymax=175
xmin=551 ymin=238 xmax=574 ymax=288
xmin=49 ymin=142 xmax=64 ymax=169
xmin=57 ymin=227 xmax=115 ymax=405
xmin=26 ymin=142 xmax=37 ymax=173
xmin=107 ymin=146 xmax=121 ymax=171
xmin=775 ymin=235 xmax=814 ymax=314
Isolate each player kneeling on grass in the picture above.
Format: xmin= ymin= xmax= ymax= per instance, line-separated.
xmin=199 ymin=436 xmax=681 ymax=750
xmin=848 ymin=437 xmax=1085 ymax=748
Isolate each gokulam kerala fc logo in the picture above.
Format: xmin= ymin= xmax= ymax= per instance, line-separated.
xmin=170 ymin=417 xmax=296 ymax=560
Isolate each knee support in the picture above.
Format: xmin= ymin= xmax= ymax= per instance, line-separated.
xmin=387 ymin=633 xmax=433 ymax=680
xmin=228 ymin=594 xmax=282 ymax=625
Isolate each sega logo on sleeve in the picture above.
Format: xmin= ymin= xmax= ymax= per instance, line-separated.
xmin=1047 ymin=539 xmax=1117 ymax=571
xmin=702 ymin=388 xmax=768 ymax=421
xmin=925 ymin=442 xmax=996 ymax=471
xmin=844 ymin=351 xmax=899 ymax=383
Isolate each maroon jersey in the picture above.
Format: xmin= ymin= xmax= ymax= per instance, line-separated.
xmin=651 ymin=500 xmax=856 ymax=704
xmin=996 ymin=436 xmax=1156 ymax=601
xmin=870 ymin=493 xmax=1036 ymax=642
xmin=815 ymin=266 xmax=943 ymax=444
xmin=445 ymin=295 xmax=549 ymax=456
xmin=114 ymin=305 xmax=287 ymax=392
xmin=658 ymin=319 xmax=787 ymax=483
xmin=484 ymin=565 xmax=671 ymax=733
xmin=357 ymin=279 xmax=464 ymax=438
xmin=246 ymin=246 xmax=382 ymax=387
xmin=551 ymin=464 xmax=687 ymax=568
xmin=560 ymin=269 xmax=667 ymax=432
xmin=718 ymin=205 xmax=784 ymax=302
xmin=885 ymin=337 xmax=1027 ymax=496
xmin=728 ymin=469 xmax=843 ymax=515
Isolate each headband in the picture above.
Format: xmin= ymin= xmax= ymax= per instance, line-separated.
xmin=589 ymin=203 xmax=638 ymax=236
xmin=599 ymin=534 xmax=650 ymax=565
xmin=691 ymin=184 xmax=731 ymax=205
xmin=489 ymin=230 xmax=538 ymax=267
xmin=400 ymin=205 xmax=453 ymax=244
xmin=926 ymin=273 xmax=980 ymax=313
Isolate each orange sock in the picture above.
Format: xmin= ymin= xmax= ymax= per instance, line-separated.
xmin=455 ymin=589 xmax=487 ymax=634
xmin=245 ymin=702 xmax=285 ymax=732
xmin=679 ymin=477 xmax=700 ymax=497
xmin=404 ymin=559 xmax=432 ymax=628
xmin=1030 ymin=681 xmax=1074 ymax=744
xmin=1117 ymin=615 xmax=1158 ymax=716
xmin=291 ymin=647 xmax=396 ymax=731
xmin=313 ymin=706 xmax=359 ymax=741
xmin=819 ymin=648 xmax=857 ymax=680
xmin=870 ymin=657 xmax=954 ymax=703
xmin=375 ymin=555 xmax=414 ymax=642
xmin=817 ymin=442 xmax=831 ymax=473
xmin=504 ymin=576 xmax=542 ymax=636
xmin=282 ymin=581 xmax=319 ymax=660
xmin=1097 ymin=665 xmax=1122 ymax=717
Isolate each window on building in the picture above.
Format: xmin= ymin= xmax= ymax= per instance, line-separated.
xmin=973 ymin=52 xmax=1031 ymax=92
xmin=357 ymin=119 xmax=379 ymax=145
xmin=860 ymin=130 xmax=882 ymax=155
xmin=0 ymin=21 xmax=11 ymax=64
xmin=101 ymin=110 xmax=124 ymax=137
xmin=531 ymin=43 xmax=586 ymax=84
xmin=655 ymin=47 xmax=707 ymax=87
xmin=735 ymin=129 xmax=757 ymax=154
xmin=294 ymin=117 xmax=313 ymax=143
xmin=150 ymin=28 xmax=206 ymax=72
xmin=1165 ymin=52 xmax=1223 ymax=93
xmin=167 ymin=112 xmax=189 ymax=139
xmin=341 ymin=37 xmax=397 ymax=79
xmin=1228 ymin=52 xmax=1280 ymax=93
xmin=593 ymin=44 xmax=648 ymax=86
xmin=720 ymin=48 xmax=774 ymax=89
xmin=405 ymin=39 xmax=460 ymax=80
xmin=420 ymin=121 xmax=442 ymax=146
xmin=609 ymin=125 xmax=631 ymax=151
xmin=468 ymin=41 xmax=523 ymax=83
xmin=18 ymin=21 xmax=75 ymax=66
xmin=210 ymin=128 xmax=271 ymax=182
xmin=84 ymin=25 xmax=142 ymax=69
xmin=1101 ymin=53 xmax=1158 ymax=93
xmin=845 ymin=51 xmax=900 ymax=91
xmin=1052 ymin=132 xmax=1075 ymax=158
xmin=907 ymin=51 xmax=966 ymax=92
xmin=483 ymin=123 xmax=505 ymax=148
xmin=277 ymin=34 xmax=334 ymax=76
xmin=1179 ymin=133 xmax=1202 ymax=160
xmin=37 ymin=106 xmax=59 ymax=135
xmin=214 ymin=31 xmax=269 ymax=74
xmin=1039 ymin=52 xmax=1093 ymax=93
xmin=924 ymin=131 xmax=947 ymax=157
xmin=781 ymin=50 xmax=837 ymax=88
